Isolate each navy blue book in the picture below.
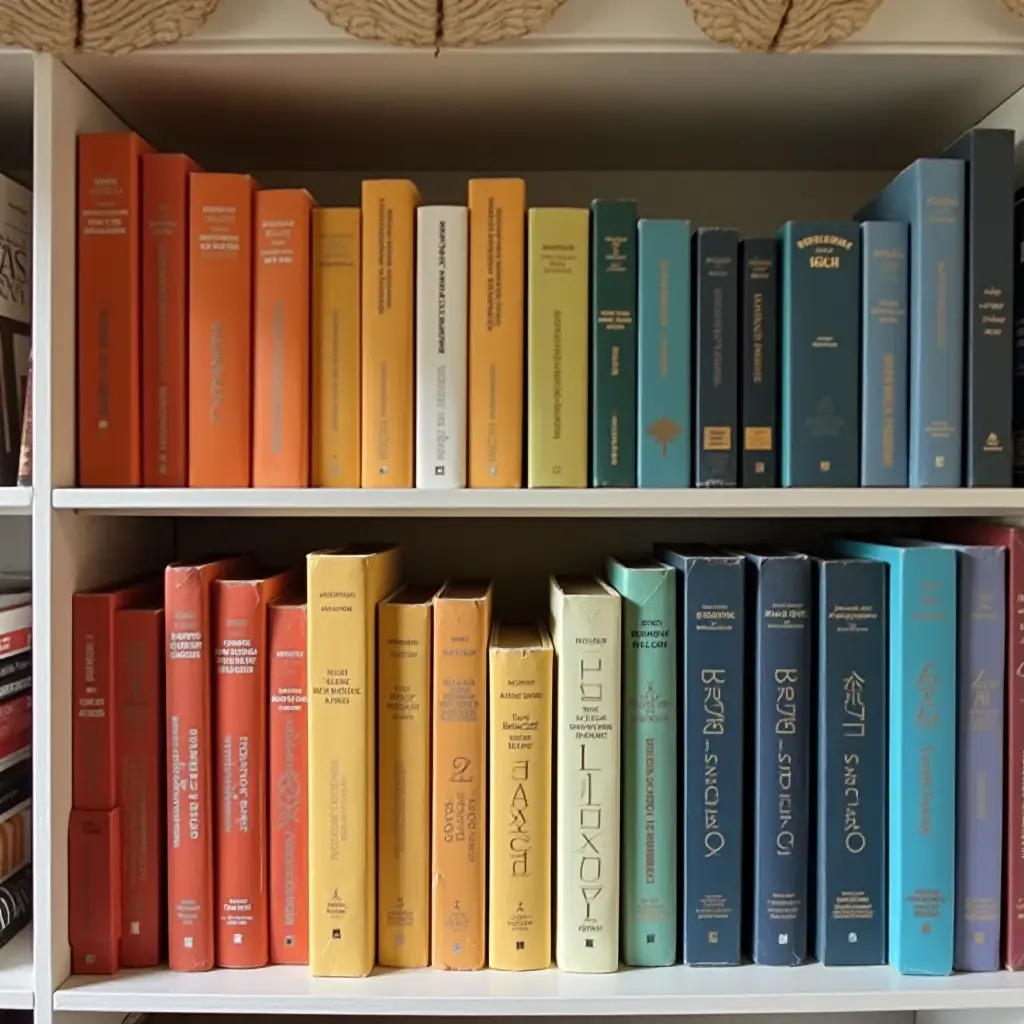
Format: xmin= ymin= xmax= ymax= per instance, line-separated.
xmin=740 ymin=238 xmax=778 ymax=487
xmin=1014 ymin=188 xmax=1024 ymax=486
xmin=815 ymin=557 xmax=888 ymax=966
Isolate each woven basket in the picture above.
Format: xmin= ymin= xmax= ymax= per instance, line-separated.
xmin=1006 ymin=0 xmax=1024 ymax=16
xmin=443 ymin=0 xmax=567 ymax=47
xmin=0 ymin=0 xmax=76 ymax=54
xmin=80 ymin=0 xmax=219 ymax=55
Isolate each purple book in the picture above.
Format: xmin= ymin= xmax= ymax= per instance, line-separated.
xmin=952 ymin=544 xmax=1006 ymax=972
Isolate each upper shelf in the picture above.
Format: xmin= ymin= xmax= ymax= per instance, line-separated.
xmin=61 ymin=0 xmax=1024 ymax=171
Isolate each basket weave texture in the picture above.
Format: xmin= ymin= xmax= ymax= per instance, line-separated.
xmin=80 ymin=0 xmax=219 ymax=55
xmin=0 ymin=0 xmax=76 ymax=54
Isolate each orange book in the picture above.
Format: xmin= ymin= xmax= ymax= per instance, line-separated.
xmin=77 ymin=132 xmax=152 ymax=486
xmin=164 ymin=554 xmax=249 ymax=972
xmin=213 ymin=568 xmax=298 ymax=967
xmin=312 ymin=208 xmax=361 ymax=488
xmin=188 ymin=173 xmax=256 ymax=488
xmin=468 ymin=179 xmax=526 ymax=488
xmin=253 ymin=190 xmax=314 ymax=488
xmin=268 ymin=594 xmax=308 ymax=964
xmin=360 ymin=180 xmax=419 ymax=488
xmin=142 ymin=153 xmax=199 ymax=487
xmin=69 ymin=806 xmax=122 ymax=974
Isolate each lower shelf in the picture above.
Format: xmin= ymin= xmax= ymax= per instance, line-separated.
xmin=0 ymin=926 xmax=33 ymax=1009
xmin=53 ymin=962 xmax=1024 ymax=1015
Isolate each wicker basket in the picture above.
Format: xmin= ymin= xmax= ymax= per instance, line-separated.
xmin=80 ymin=0 xmax=219 ymax=55
xmin=0 ymin=0 xmax=76 ymax=55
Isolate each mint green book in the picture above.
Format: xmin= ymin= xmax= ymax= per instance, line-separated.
xmin=606 ymin=557 xmax=678 ymax=966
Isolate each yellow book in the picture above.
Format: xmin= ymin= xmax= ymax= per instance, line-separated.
xmin=377 ymin=584 xmax=438 ymax=967
xmin=431 ymin=581 xmax=492 ymax=969
xmin=487 ymin=622 xmax=554 ymax=971
xmin=527 ymin=208 xmax=589 ymax=488
xmin=306 ymin=545 xmax=401 ymax=976
xmin=468 ymin=178 xmax=526 ymax=488
xmin=361 ymin=179 xmax=420 ymax=488
xmin=312 ymin=208 xmax=361 ymax=488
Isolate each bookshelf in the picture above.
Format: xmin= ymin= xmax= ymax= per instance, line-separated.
xmin=25 ymin=1 xmax=1024 ymax=1022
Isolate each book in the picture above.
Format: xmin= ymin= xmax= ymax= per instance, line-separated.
xmin=468 ymin=179 xmax=526 ymax=487
xmin=311 ymin=208 xmax=361 ymax=488
xmin=637 ymin=219 xmax=690 ymax=488
xmin=549 ymin=576 xmax=622 ymax=973
xmin=857 ymin=159 xmax=965 ymax=487
xmin=377 ymin=585 xmax=436 ymax=968
xmin=860 ymin=222 xmax=909 ymax=486
xmin=16 ymin=353 xmax=30 ymax=487
xmin=779 ymin=221 xmax=860 ymax=487
xmin=606 ymin=558 xmax=677 ymax=966
xmin=416 ymin=206 xmax=468 ymax=489
xmin=693 ymin=228 xmax=739 ymax=487
xmin=0 ymin=756 xmax=29 ymax=883
xmin=940 ymin=128 xmax=1014 ymax=487
xmin=740 ymin=238 xmax=778 ymax=487
xmin=77 ymin=132 xmax=150 ymax=486
xmin=0 ymin=866 xmax=29 ymax=953
xmin=268 ymin=594 xmax=309 ymax=964
xmin=115 ymin=601 xmax=165 ymax=967
xmin=835 ymin=538 xmax=957 ymax=975
xmin=432 ymin=581 xmax=492 ymax=969
xmin=657 ymin=548 xmax=745 ymax=966
xmin=188 ymin=173 xmax=256 ymax=488
xmin=746 ymin=551 xmax=812 ymax=965
xmin=69 ymin=804 xmax=121 ymax=974
xmin=815 ymin=557 xmax=887 ymax=966
xmin=527 ymin=208 xmax=589 ymax=488
xmin=142 ymin=153 xmax=197 ymax=487
xmin=591 ymin=199 xmax=638 ymax=487
xmin=0 ymin=603 xmax=30 ymax=769
xmin=307 ymin=545 xmax=401 ymax=976
xmin=1015 ymin=191 xmax=1024 ymax=486
xmin=361 ymin=180 xmax=419 ymax=487
xmin=252 ymin=189 xmax=314 ymax=488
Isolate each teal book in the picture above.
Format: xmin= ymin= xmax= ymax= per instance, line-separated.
xmin=833 ymin=538 xmax=957 ymax=976
xmin=638 ymin=219 xmax=690 ymax=487
xmin=607 ymin=557 xmax=678 ymax=966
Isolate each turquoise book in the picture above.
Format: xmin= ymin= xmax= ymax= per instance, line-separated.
xmin=607 ymin=557 xmax=678 ymax=966
xmin=637 ymin=219 xmax=690 ymax=487
xmin=833 ymin=538 xmax=957 ymax=976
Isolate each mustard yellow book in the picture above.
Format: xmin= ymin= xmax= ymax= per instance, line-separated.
xmin=527 ymin=208 xmax=589 ymax=487
xmin=488 ymin=622 xmax=554 ymax=971
xmin=312 ymin=208 xmax=361 ymax=488
xmin=361 ymin=179 xmax=420 ymax=488
xmin=306 ymin=545 xmax=401 ymax=977
xmin=377 ymin=584 xmax=438 ymax=968
xmin=468 ymin=178 xmax=526 ymax=488
xmin=431 ymin=581 xmax=492 ymax=969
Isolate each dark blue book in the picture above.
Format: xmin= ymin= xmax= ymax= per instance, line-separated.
xmin=740 ymin=239 xmax=778 ymax=487
xmin=693 ymin=228 xmax=739 ymax=488
xmin=745 ymin=552 xmax=812 ymax=965
xmin=1014 ymin=189 xmax=1024 ymax=486
xmin=658 ymin=547 xmax=744 ymax=965
xmin=779 ymin=222 xmax=860 ymax=487
xmin=940 ymin=129 xmax=1014 ymax=488
xmin=815 ymin=557 xmax=887 ymax=966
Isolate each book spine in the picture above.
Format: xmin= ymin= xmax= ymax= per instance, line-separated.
xmin=954 ymin=548 xmax=1006 ymax=971
xmin=780 ymin=221 xmax=861 ymax=487
xmin=16 ymin=354 xmax=31 ymax=487
xmin=740 ymin=238 xmax=778 ymax=487
xmin=253 ymin=190 xmax=313 ymax=487
xmin=1006 ymin=534 xmax=1024 ymax=969
xmin=815 ymin=560 xmax=887 ymax=966
xmin=0 ymin=865 xmax=30 ymax=951
xmin=693 ymin=229 xmax=739 ymax=487
xmin=468 ymin=179 xmax=526 ymax=487
xmin=311 ymin=209 xmax=361 ymax=488
xmin=415 ymin=206 xmax=469 ymax=489
xmin=590 ymin=200 xmax=638 ymax=487
xmin=1014 ymin=196 xmax=1024 ymax=486
xmin=859 ymin=222 xmax=909 ymax=486
xmin=69 ymin=807 xmax=122 ymax=974
xmin=637 ymin=219 xmax=690 ymax=488
xmin=526 ymin=209 xmax=590 ymax=488
xmin=752 ymin=556 xmax=811 ymax=965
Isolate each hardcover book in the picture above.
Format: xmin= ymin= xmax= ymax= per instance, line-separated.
xmin=69 ymin=803 xmax=121 ymax=974
xmin=1015 ymin=191 xmax=1024 ymax=486
xmin=740 ymin=238 xmax=778 ymax=487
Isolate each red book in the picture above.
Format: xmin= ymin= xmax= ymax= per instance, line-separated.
xmin=115 ymin=602 xmax=165 ymax=967
xmin=73 ymin=578 xmax=161 ymax=810
xmin=268 ymin=595 xmax=309 ymax=964
xmin=165 ymin=555 xmax=249 ymax=972
xmin=0 ymin=602 xmax=31 ymax=765
xmin=69 ymin=807 xmax=122 ymax=974
xmin=212 ymin=569 xmax=297 ymax=968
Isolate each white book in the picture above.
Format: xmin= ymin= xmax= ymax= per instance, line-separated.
xmin=549 ymin=576 xmax=622 ymax=973
xmin=416 ymin=205 xmax=468 ymax=488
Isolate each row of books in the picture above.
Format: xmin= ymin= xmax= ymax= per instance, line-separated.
xmin=69 ymin=525 xmax=1021 ymax=977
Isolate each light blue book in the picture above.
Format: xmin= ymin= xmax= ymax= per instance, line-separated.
xmin=833 ymin=538 xmax=956 ymax=975
xmin=637 ymin=219 xmax=690 ymax=487
xmin=606 ymin=557 xmax=678 ymax=966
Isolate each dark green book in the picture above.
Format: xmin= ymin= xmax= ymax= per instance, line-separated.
xmin=591 ymin=199 xmax=638 ymax=487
